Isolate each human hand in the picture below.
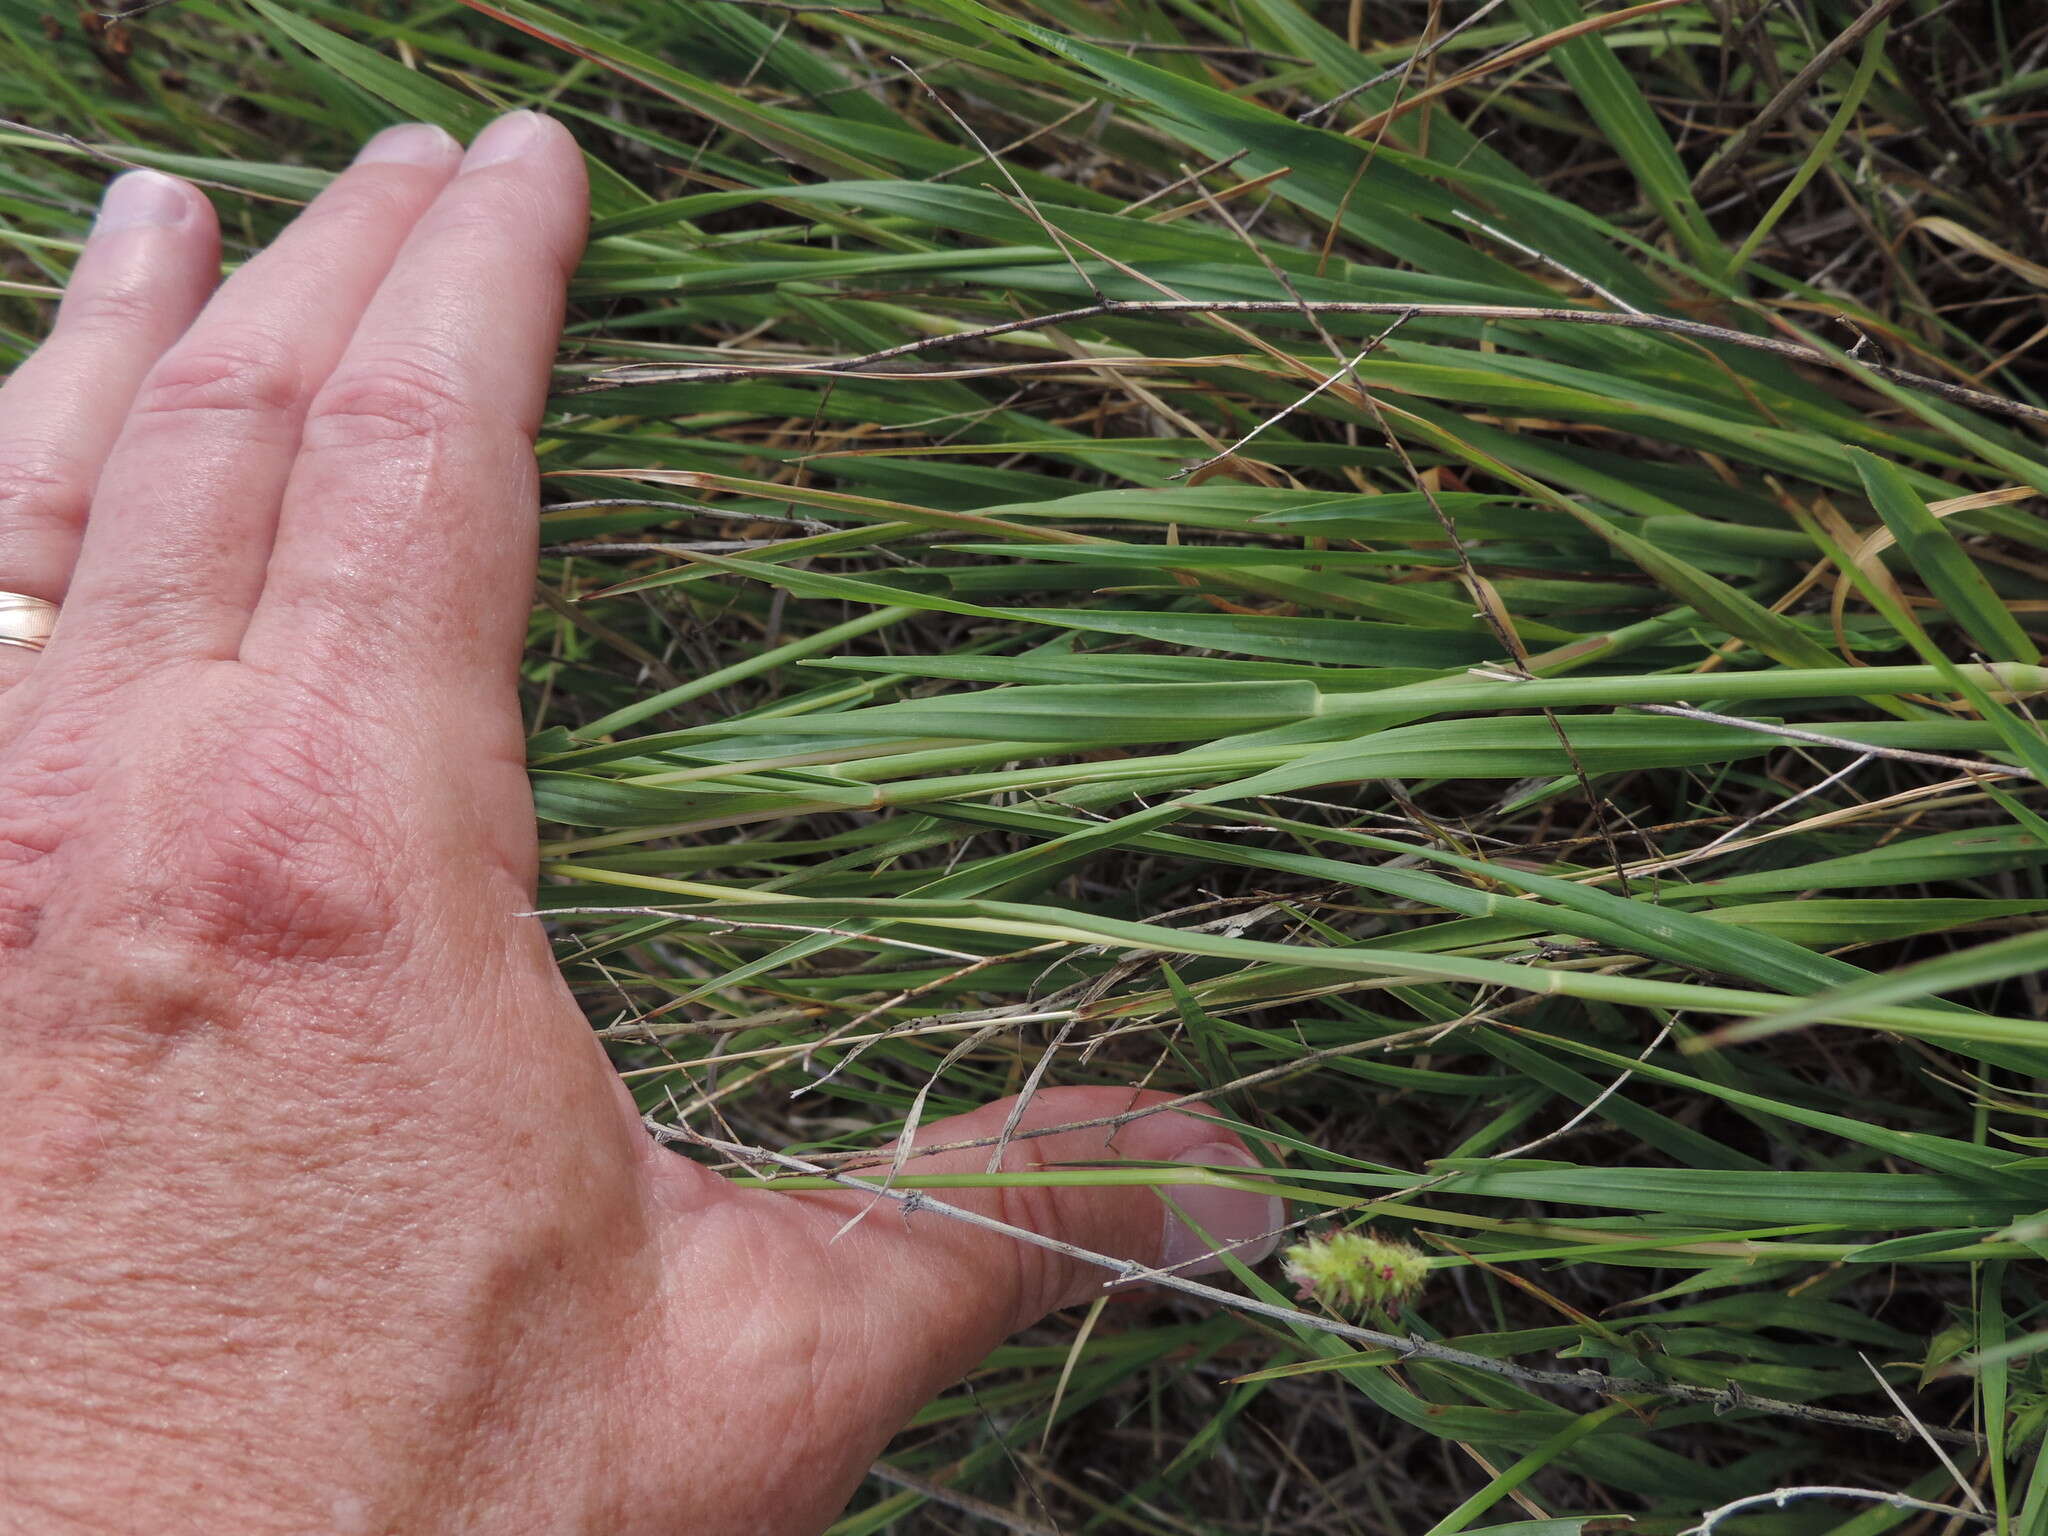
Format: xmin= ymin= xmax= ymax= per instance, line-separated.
xmin=0 ymin=115 xmax=1282 ymax=1535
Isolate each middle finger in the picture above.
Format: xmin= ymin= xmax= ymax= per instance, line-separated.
xmin=44 ymin=124 xmax=464 ymax=686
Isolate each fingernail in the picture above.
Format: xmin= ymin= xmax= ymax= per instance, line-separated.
xmin=355 ymin=122 xmax=461 ymax=167
xmin=93 ymin=170 xmax=191 ymax=235
xmin=461 ymin=110 xmax=549 ymax=173
xmin=1158 ymin=1143 xmax=1286 ymax=1278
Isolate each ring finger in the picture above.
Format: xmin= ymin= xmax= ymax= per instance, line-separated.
xmin=0 ymin=170 xmax=220 ymax=688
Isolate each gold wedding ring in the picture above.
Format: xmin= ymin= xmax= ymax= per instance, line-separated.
xmin=0 ymin=591 xmax=57 ymax=654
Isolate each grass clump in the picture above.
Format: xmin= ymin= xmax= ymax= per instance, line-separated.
xmin=6 ymin=0 xmax=2048 ymax=1531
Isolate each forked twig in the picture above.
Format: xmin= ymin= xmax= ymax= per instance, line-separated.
xmin=668 ymin=1126 xmax=1982 ymax=1447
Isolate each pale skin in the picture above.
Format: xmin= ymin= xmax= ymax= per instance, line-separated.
xmin=0 ymin=114 xmax=1283 ymax=1533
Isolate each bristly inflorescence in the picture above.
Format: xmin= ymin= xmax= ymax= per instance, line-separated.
xmin=1281 ymin=1229 xmax=1430 ymax=1316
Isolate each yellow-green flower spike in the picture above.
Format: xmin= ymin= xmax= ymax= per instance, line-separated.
xmin=1281 ymin=1230 xmax=1429 ymax=1316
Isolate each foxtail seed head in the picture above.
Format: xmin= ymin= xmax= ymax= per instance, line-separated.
xmin=1281 ymin=1229 xmax=1429 ymax=1315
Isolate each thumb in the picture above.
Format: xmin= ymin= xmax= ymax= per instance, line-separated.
xmin=791 ymin=1086 xmax=1285 ymax=1416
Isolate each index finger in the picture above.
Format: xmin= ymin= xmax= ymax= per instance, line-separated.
xmin=237 ymin=111 xmax=588 ymax=709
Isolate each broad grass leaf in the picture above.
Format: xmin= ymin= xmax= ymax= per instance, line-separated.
xmin=1851 ymin=447 xmax=2039 ymax=663
xmin=1505 ymin=0 xmax=1718 ymax=266
xmin=248 ymin=0 xmax=647 ymax=216
xmin=1699 ymin=898 xmax=2048 ymax=946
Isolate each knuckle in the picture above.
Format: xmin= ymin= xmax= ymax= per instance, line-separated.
xmin=134 ymin=333 xmax=304 ymax=423
xmin=308 ymin=171 xmax=420 ymax=232
xmin=304 ymin=349 xmax=477 ymax=451
xmin=57 ymin=275 xmax=170 ymax=339
xmin=0 ymin=439 xmax=91 ymax=540
xmin=989 ymin=1151 xmax=1084 ymax=1323
xmin=165 ymin=715 xmax=401 ymax=970
xmin=0 ymin=676 xmax=414 ymax=1055
xmin=38 ymin=931 xmax=238 ymax=1045
xmin=10 ymin=680 xmax=401 ymax=981
xmin=0 ymin=835 xmax=56 ymax=952
xmin=0 ymin=738 xmax=97 ymax=956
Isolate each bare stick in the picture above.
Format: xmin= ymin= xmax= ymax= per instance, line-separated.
xmin=1683 ymin=1486 xmax=1990 ymax=1536
xmin=1628 ymin=703 xmax=2037 ymax=782
xmin=1690 ymin=752 xmax=1873 ymax=857
xmin=1490 ymin=1017 xmax=1677 ymax=1161
xmin=670 ymin=1127 xmax=1982 ymax=1446
xmin=895 ymin=59 xmax=1102 ymax=305
xmin=1452 ymin=209 xmax=1642 ymax=315
xmin=1173 ymin=331 xmax=1393 ymax=479
xmin=1859 ymin=1352 xmax=1985 ymax=1512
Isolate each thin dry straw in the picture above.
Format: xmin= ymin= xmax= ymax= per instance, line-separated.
xmin=568 ymin=298 xmax=2048 ymax=430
